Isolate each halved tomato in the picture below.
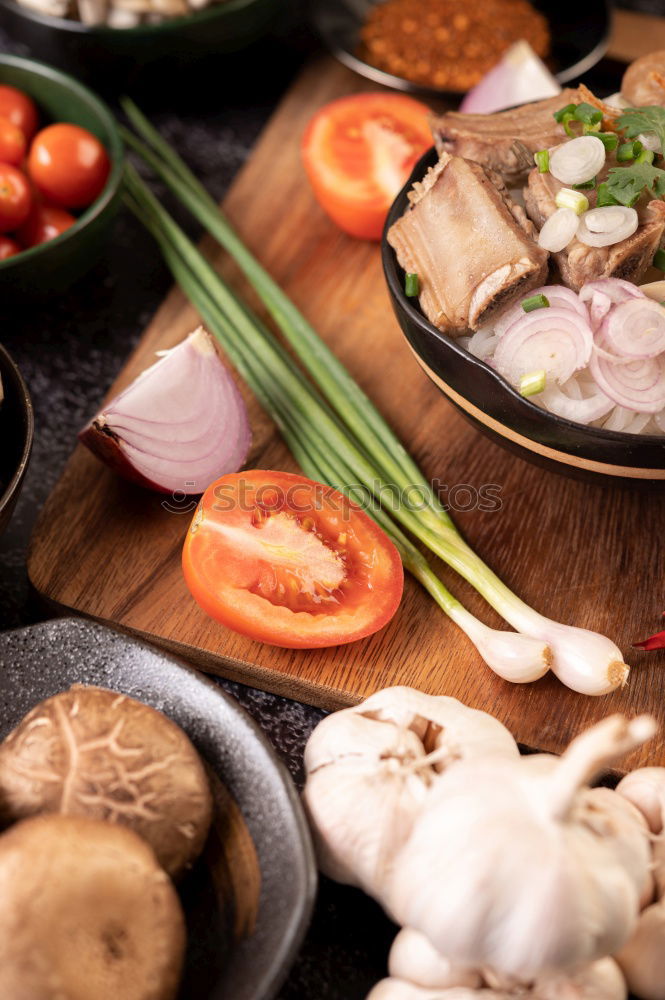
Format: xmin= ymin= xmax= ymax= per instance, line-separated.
xmin=302 ymin=92 xmax=431 ymax=241
xmin=182 ymin=470 xmax=403 ymax=648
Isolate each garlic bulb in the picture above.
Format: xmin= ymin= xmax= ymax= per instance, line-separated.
xmin=615 ymin=900 xmax=665 ymax=1000
xmin=386 ymin=715 xmax=656 ymax=980
xmin=366 ymin=982 xmax=507 ymax=1000
xmin=303 ymin=687 xmax=518 ymax=898
xmin=302 ymin=711 xmax=431 ymax=891
xmin=388 ymin=929 xmax=482 ymax=989
xmin=616 ymin=766 xmax=665 ymax=834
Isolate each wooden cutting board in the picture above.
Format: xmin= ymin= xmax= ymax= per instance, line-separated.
xmin=28 ymin=55 xmax=665 ymax=769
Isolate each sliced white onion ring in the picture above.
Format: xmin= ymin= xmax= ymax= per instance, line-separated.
xmin=537 ymin=207 xmax=580 ymax=253
xmin=638 ymin=132 xmax=662 ymax=153
xmin=590 ymin=326 xmax=665 ymax=413
xmin=549 ymin=135 xmax=606 ymax=186
xmin=576 ymin=207 xmax=638 ymax=248
xmin=494 ymin=284 xmax=589 ymax=338
xmin=605 ymin=298 xmax=665 ymax=358
xmin=579 ymin=277 xmax=645 ymax=330
xmin=493 ymin=307 xmax=593 ymax=386
xmin=539 ymin=382 xmax=614 ymax=424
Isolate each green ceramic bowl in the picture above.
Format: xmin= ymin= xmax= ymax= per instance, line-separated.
xmin=0 ymin=54 xmax=124 ymax=297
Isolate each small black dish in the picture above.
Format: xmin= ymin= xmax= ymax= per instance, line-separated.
xmin=311 ymin=0 xmax=611 ymax=102
xmin=0 ymin=618 xmax=317 ymax=1000
xmin=0 ymin=0 xmax=279 ymax=94
xmin=0 ymin=343 xmax=34 ymax=537
xmin=382 ymin=148 xmax=665 ymax=486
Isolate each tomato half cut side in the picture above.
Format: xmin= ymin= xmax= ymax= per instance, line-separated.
xmin=302 ymin=92 xmax=432 ymax=241
xmin=182 ymin=470 xmax=404 ymax=648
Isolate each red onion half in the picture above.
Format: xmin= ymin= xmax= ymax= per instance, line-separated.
xmin=591 ymin=323 xmax=665 ymax=413
xmin=79 ymin=327 xmax=251 ymax=494
xmin=493 ymin=308 xmax=593 ymax=385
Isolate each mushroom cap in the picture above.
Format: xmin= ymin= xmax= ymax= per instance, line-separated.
xmin=0 ymin=813 xmax=186 ymax=1000
xmin=0 ymin=685 xmax=212 ymax=877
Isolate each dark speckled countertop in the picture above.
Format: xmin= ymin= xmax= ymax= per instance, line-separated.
xmin=0 ymin=7 xmax=649 ymax=997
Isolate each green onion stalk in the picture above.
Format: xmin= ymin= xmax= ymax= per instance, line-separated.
xmin=124 ymin=168 xmax=551 ymax=685
xmin=120 ymin=122 xmax=630 ymax=695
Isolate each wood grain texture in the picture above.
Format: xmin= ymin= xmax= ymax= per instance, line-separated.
xmin=28 ymin=56 xmax=665 ymax=769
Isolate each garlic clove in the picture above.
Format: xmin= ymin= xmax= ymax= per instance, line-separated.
xmin=535 ymin=957 xmax=627 ymax=1000
xmin=302 ymin=756 xmax=431 ymax=897
xmin=366 ymin=980 xmax=507 ymax=1000
xmin=354 ymin=687 xmax=519 ymax=768
xmin=616 ymin=766 xmax=665 ymax=834
xmin=304 ymin=709 xmax=427 ymax=775
xmin=388 ymin=928 xmax=483 ymax=990
xmin=615 ymin=899 xmax=665 ymax=1000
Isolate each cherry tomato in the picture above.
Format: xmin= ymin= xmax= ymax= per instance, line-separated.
xmin=28 ymin=123 xmax=110 ymax=209
xmin=0 ymin=85 xmax=38 ymax=143
xmin=0 ymin=164 xmax=31 ymax=233
xmin=17 ymin=202 xmax=76 ymax=247
xmin=0 ymin=235 xmax=21 ymax=260
xmin=182 ymin=470 xmax=404 ymax=648
xmin=302 ymin=92 xmax=432 ymax=241
xmin=0 ymin=115 xmax=27 ymax=167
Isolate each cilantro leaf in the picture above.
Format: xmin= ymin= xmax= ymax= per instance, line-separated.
xmin=617 ymin=106 xmax=665 ymax=155
xmin=606 ymin=163 xmax=665 ymax=206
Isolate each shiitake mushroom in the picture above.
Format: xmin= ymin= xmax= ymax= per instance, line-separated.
xmin=0 ymin=814 xmax=185 ymax=1000
xmin=0 ymin=685 xmax=213 ymax=878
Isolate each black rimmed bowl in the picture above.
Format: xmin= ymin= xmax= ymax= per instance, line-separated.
xmin=311 ymin=0 xmax=611 ymax=102
xmin=382 ymin=147 xmax=665 ymax=486
xmin=0 ymin=618 xmax=317 ymax=1000
xmin=0 ymin=0 xmax=279 ymax=93
xmin=0 ymin=54 xmax=124 ymax=298
xmin=0 ymin=343 xmax=34 ymax=537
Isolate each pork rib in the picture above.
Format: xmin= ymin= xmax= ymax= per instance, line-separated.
xmin=387 ymin=152 xmax=549 ymax=334
xmin=430 ymin=89 xmax=581 ymax=185
xmin=524 ymin=153 xmax=665 ymax=290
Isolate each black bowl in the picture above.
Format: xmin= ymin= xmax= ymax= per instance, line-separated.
xmin=382 ymin=148 xmax=665 ymax=486
xmin=312 ymin=0 xmax=611 ymax=101
xmin=0 ymin=0 xmax=279 ymax=93
xmin=0 ymin=344 xmax=34 ymax=537
xmin=0 ymin=54 xmax=124 ymax=298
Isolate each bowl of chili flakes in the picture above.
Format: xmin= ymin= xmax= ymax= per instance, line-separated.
xmin=311 ymin=0 xmax=611 ymax=100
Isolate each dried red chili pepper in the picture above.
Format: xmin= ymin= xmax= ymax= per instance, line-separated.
xmin=634 ymin=613 xmax=665 ymax=650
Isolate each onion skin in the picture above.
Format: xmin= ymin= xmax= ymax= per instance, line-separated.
xmin=79 ymin=420 xmax=174 ymax=493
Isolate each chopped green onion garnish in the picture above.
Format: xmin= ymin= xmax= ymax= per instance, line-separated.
xmin=617 ymin=140 xmax=642 ymax=162
xmin=573 ymin=177 xmax=596 ymax=190
xmin=653 ymin=248 xmax=665 ymax=271
xmin=573 ymin=102 xmax=603 ymax=126
xmin=534 ymin=149 xmax=549 ymax=172
xmin=519 ymin=370 xmax=547 ymax=396
xmin=521 ymin=294 xmax=550 ymax=313
xmin=636 ymin=148 xmax=655 ymax=165
xmin=405 ymin=272 xmax=419 ymax=297
xmin=555 ymin=188 xmax=589 ymax=215
xmin=562 ymin=113 xmax=577 ymax=138
xmin=594 ymin=132 xmax=619 ymax=151
xmin=553 ymin=103 xmax=577 ymax=123
xmin=596 ymin=182 xmax=620 ymax=207
xmin=582 ymin=121 xmax=602 ymax=134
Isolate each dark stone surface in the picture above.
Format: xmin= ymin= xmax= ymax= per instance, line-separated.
xmin=0 ymin=12 xmax=646 ymax=998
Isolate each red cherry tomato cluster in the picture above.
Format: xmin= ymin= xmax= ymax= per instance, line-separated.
xmin=0 ymin=84 xmax=111 ymax=261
